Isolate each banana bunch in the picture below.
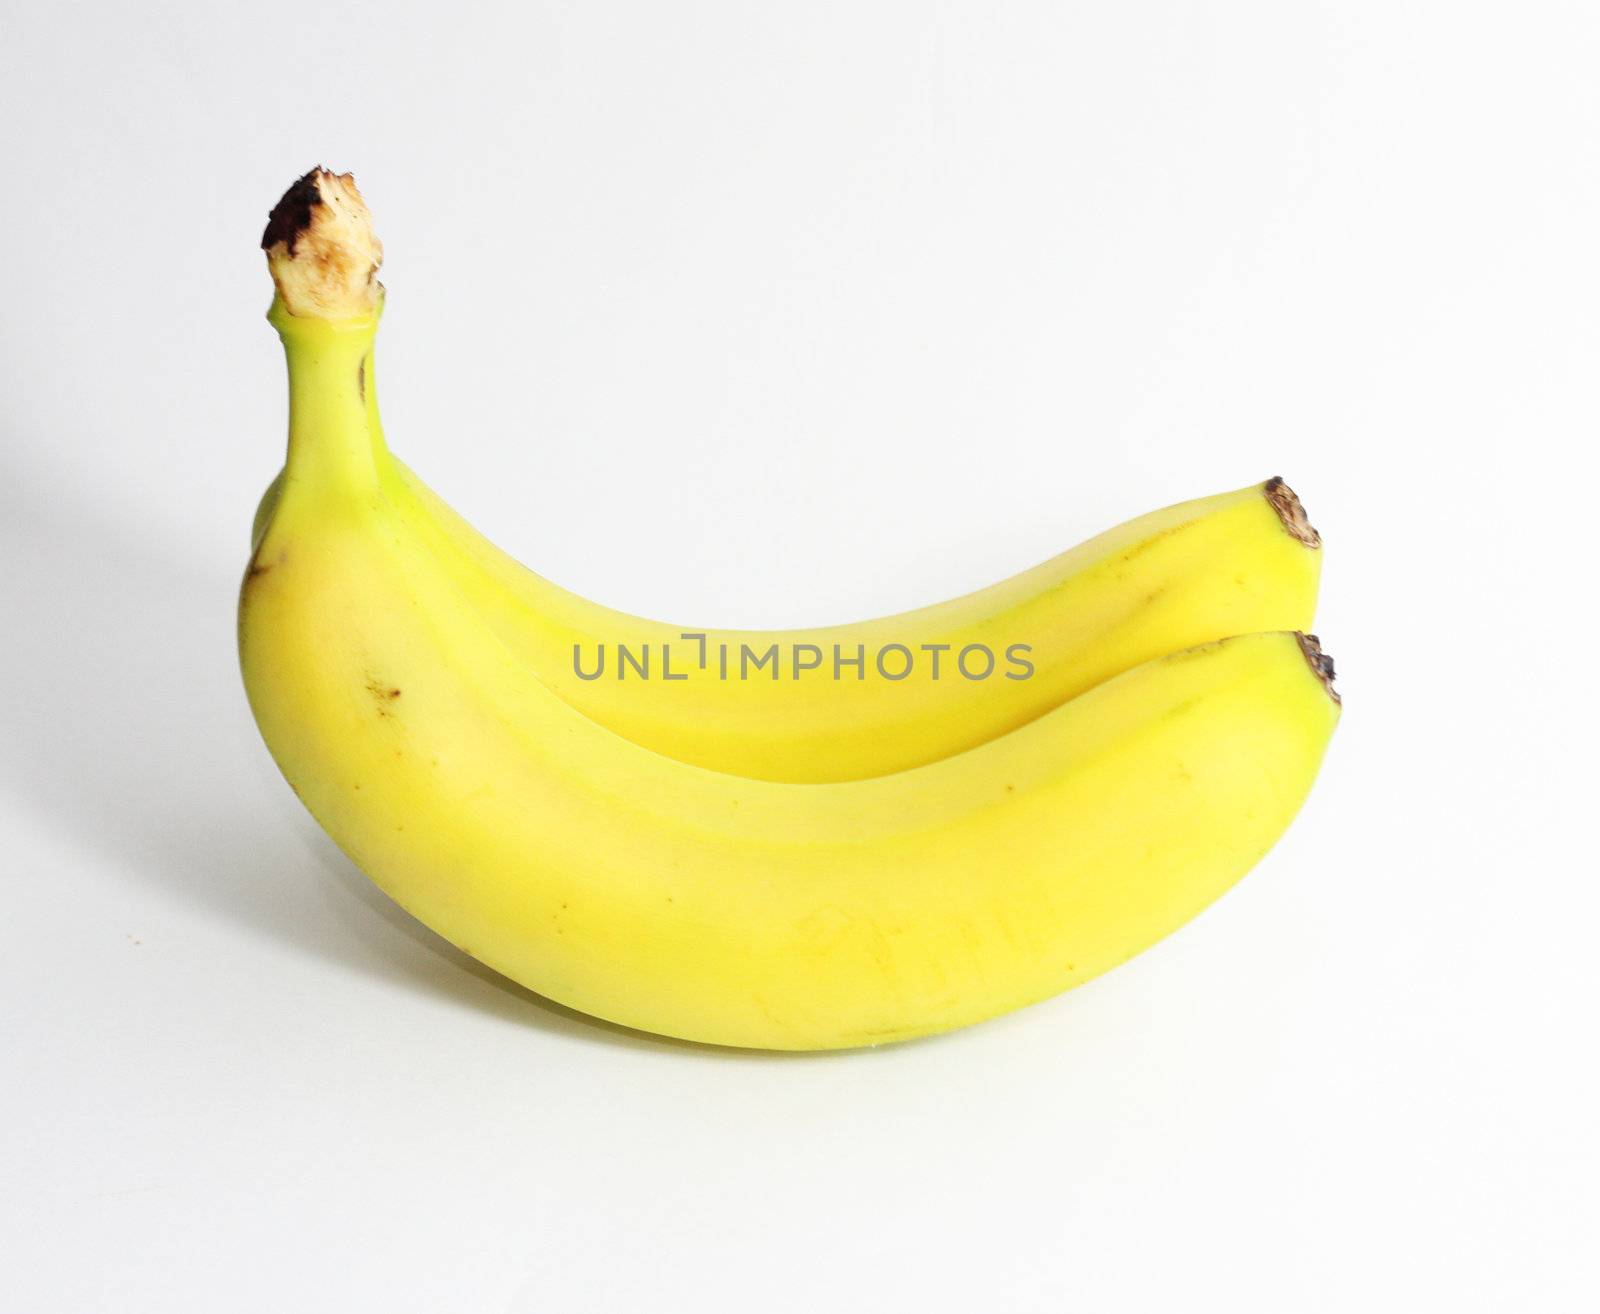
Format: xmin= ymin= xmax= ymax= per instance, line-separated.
xmin=240 ymin=169 xmax=1340 ymax=1050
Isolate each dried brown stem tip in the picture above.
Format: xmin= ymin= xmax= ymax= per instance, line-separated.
xmin=1296 ymin=632 xmax=1340 ymax=703
xmin=1263 ymin=477 xmax=1321 ymax=548
xmin=262 ymin=167 xmax=383 ymax=319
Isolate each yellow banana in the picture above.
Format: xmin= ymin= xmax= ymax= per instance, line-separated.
xmin=248 ymin=176 xmax=1321 ymax=783
xmin=381 ymin=467 xmax=1322 ymax=782
xmin=240 ymin=170 xmax=1340 ymax=1049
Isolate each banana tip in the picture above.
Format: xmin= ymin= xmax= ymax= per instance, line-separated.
xmin=1296 ymin=632 xmax=1340 ymax=704
xmin=1264 ymin=477 xmax=1321 ymax=548
xmin=262 ymin=167 xmax=383 ymax=319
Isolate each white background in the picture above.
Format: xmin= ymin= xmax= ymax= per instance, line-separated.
xmin=2 ymin=2 xmax=1596 ymax=1310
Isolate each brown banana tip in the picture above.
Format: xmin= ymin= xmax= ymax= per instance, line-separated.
xmin=1295 ymin=632 xmax=1340 ymax=704
xmin=261 ymin=167 xmax=383 ymax=319
xmin=1264 ymin=477 xmax=1321 ymax=548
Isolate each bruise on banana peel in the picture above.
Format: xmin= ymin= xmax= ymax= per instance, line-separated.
xmin=261 ymin=167 xmax=383 ymax=318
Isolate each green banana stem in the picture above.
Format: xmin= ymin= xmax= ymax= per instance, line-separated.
xmin=259 ymin=167 xmax=391 ymax=503
xmin=271 ymin=300 xmax=383 ymax=498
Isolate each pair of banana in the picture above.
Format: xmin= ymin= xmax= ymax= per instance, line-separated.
xmin=240 ymin=169 xmax=1340 ymax=1050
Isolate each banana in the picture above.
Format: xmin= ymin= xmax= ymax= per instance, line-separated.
xmin=248 ymin=174 xmax=1321 ymax=783
xmin=378 ymin=467 xmax=1323 ymax=783
xmin=240 ymin=171 xmax=1341 ymax=1048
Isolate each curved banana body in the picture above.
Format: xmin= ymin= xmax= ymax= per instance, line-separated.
xmin=241 ymin=305 xmax=1340 ymax=1049
xmin=252 ymin=367 xmax=1320 ymax=783
xmin=389 ymin=464 xmax=1321 ymax=781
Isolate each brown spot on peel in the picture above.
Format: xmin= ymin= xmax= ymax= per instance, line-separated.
xmin=1264 ymin=477 xmax=1321 ymax=548
xmin=243 ymin=547 xmax=287 ymax=583
xmin=1296 ymin=632 xmax=1340 ymax=703
xmin=365 ymin=677 xmax=403 ymax=715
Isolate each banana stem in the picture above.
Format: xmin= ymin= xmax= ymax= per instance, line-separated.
xmin=362 ymin=340 xmax=391 ymax=467
xmin=261 ymin=168 xmax=392 ymax=498
xmin=261 ymin=168 xmax=383 ymax=319
xmin=272 ymin=299 xmax=383 ymax=497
